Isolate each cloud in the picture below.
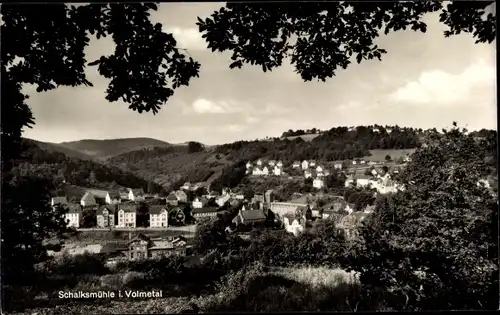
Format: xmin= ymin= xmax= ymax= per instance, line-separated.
xmin=164 ymin=27 xmax=206 ymax=50
xmin=390 ymin=60 xmax=496 ymax=105
xmin=190 ymin=98 xmax=229 ymax=114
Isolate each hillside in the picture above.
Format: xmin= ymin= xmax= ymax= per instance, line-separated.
xmin=105 ymin=125 xmax=424 ymax=191
xmin=24 ymin=138 xmax=96 ymax=161
xmin=106 ymin=146 xmax=233 ymax=189
xmin=11 ymin=139 xmax=166 ymax=195
xmin=57 ymin=137 xmax=174 ymax=160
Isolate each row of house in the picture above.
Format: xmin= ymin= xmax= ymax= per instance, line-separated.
xmin=344 ymin=172 xmax=404 ymax=194
xmin=74 ymin=188 xmax=146 ymax=208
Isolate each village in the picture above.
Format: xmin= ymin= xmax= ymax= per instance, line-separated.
xmin=49 ymin=154 xmax=414 ymax=266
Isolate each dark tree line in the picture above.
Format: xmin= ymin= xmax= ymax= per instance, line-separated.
xmin=216 ymin=125 xmax=421 ymax=164
xmin=281 ymin=128 xmax=320 ymax=138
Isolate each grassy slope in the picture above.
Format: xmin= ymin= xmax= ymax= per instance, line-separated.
xmin=365 ymin=148 xmax=416 ymax=162
xmin=282 ymin=133 xmax=321 ymax=142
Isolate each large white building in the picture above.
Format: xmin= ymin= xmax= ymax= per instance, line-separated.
xmin=65 ymin=205 xmax=81 ymax=228
xmin=149 ymin=206 xmax=169 ymax=228
xmin=313 ymin=178 xmax=325 ymax=189
xmin=117 ymin=205 xmax=137 ymax=228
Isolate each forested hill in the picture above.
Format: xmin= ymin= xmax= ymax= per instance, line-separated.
xmin=216 ymin=125 xmax=422 ymax=163
xmin=57 ymin=137 xmax=174 ymax=160
xmin=11 ymin=139 xmax=166 ymax=194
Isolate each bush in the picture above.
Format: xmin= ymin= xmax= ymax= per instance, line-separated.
xmin=51 ymin=252 xmax=109 ymax=276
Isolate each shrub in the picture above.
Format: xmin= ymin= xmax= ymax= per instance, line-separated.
xmin=52 ymin=252 xmax=109 ymax=276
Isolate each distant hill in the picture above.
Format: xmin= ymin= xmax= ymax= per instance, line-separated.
xmin=11 ymin=139 xmax=166 ymax=196
xmin=24 ymin=138 xmax=96 ymax=161
xmin=57 ymin=137 xmax=174 ymax=160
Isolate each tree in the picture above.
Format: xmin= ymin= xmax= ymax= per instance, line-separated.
xmin=192 ymin=217 xmax=228 ymax=255
xmin=136 ymin=202 xmax=150 ymax=227
xmin=1 ymin=174 xmax=71 ymax=285
xmin=197 ymin=2 xmax=495 ymax=82
xmin=1 ymin=4 xmax=201 ymax=292
xmin=342 ymin=124 xmax=498 ymax=310
xmin=385 ymin=154 xmax=392 ymax=162
xmin=81 ymin=209 xmax=97 ymax=228
xmin=187 ymin=141 xmax=205 ymax=153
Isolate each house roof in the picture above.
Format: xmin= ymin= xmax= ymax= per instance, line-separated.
xmin=67 ymin=204 xmax=81 ymax=213
xmin=130 ymin=188 xmax=145 ymax=196
xmin=119 ymin=204 xmax=137 ymax=213
xmin=52 ymin=196 xmax=68 ymax=205
xmin=100 ymin=242 xmax=128 ymax=254
xmin=241 ymin=209 xmax=266 ymax=221
xmin=86 ymin=189 xmax=109 ymax=199
xmin=129 ymin=233 xmax=150 ymax=244
xmin=175 ymin=190 xmax=187 ymax=198
xmin=192 ymin=207 xmax=218 ymax=214
xmin=81 ymin=192 xmax=97 ymax=205
xmin=149 ymin=205 xmax=168 ymax=215
xmin=108 ymin=191 xmax=121 ymax=199
xmin=166 ymin=192 xmax=179 ymax=201
xmin=97 ymin=204 xmax=117 ymax=215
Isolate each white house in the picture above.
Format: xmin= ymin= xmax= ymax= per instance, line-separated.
xmin=283 ymin=216 xmax=304 ymax=236
xmin=371 ymin=169 xmax=378 ymax=176
xmin=334 ymin=163 xmax=343 ymax=170
xmin=192 ymin=197 xmax=206 ymax=209
xmin=51 ymin=196 xmax=68 ymax=207
xmin=65 ymin=205 xmax=81 ymax=228
xmin=216 ymin=194 xmax=231 ymax=207
xmin=105 ymin=192 xmax=121 ymax=205
xmin=117 ymin=205 xmax=136 ymax=228
xmin=304 ymin=170 xmax=312 ymax=178
xmin=316 ymin=165 xmax=323 ymax=173
xmin=149 ymin=206 xmax=168 ymax=228
xmin=256 ymin=159 xmax=263 ymax=166
xmin=80 ymin=192 xmax=97 ymax=207
xmin=273 ymin=166 xmax=282 ymax=176
xmin=345 ymin=203 xmax=354 ymax=214
xmin=262 ymin=166 xmax=270 ymax=176
xmin=360 ymin=160 xmax=366 ymax=164
xmin=128 ymin=188 xmax=145 ymax=201
xmin=246 ymin=162 xmax=252 ymax=169
xmin=268 ymin=160 xmax=276 ymax=167
xmin=181 ymin=182 xmax=191 ymax=190
xmin=317 ymin=171 xmax=325 ymax=178
xmin=301 ymin=160 xmax=309 ymax=170
xmin=292 ymin=161 xmax=301 ymax=169
xmin=352 ymin=160 xmax=357 ymax=165
xmin=252 ymin=167 xmax=262 ymax=176
xmin=276 ymin=161 xmax=283 ymax=167
xmin=309 ymin=160 xmax=316 ymax=167
xmin=313 ymin=178 xmax=325 ymax=189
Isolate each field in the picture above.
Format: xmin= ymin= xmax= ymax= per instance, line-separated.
xmin=283 ymin=133 xmax=321 ymax=142
xmin=271 ymin=266 xmax=359 ymax=288
xmin=364 ymin=149 xmax=416 ymax=162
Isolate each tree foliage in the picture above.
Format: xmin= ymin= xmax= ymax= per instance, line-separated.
xmin=342 ymin=124 xmax=498 ymax=310
xmin=198 ymin=2 xmax=495 ymax=81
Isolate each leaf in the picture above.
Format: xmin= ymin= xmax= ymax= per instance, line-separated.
xmin=356 ymin=53 xmax=362 ymax=64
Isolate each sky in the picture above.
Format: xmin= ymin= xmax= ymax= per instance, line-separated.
xmin=22 ymin=3 xmax=496 ymax=145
